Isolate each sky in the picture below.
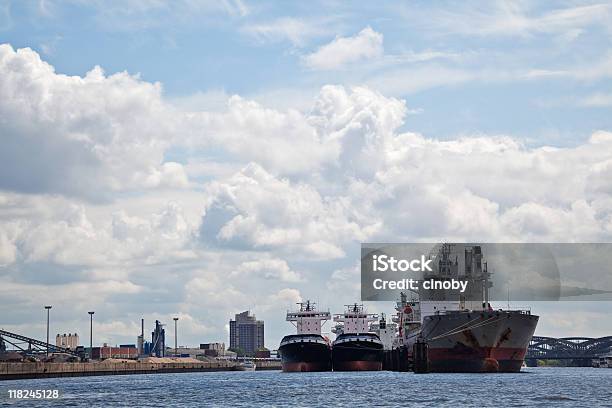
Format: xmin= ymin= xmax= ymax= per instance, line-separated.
xmin=1 ymin=0 xmax=612 ymax=349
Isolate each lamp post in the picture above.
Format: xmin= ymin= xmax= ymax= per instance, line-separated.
xmin=88 ymin=311 xmax=95 ymax=357
xmin=173 ymin=317 xmax=179 ymax=357
xmin=44 ymin=306 xmax=52 ymax=357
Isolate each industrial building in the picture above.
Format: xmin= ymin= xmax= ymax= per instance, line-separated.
xmin=91 ymin=346 xmax=138 ymax=360
xmin=167 ymin=344 xmax=236 ymax=360
xmin=229 ymin=311 xmax=264 ymax=356
xmin=137 ymin=319 xmax=145 ymax=356
xmin=56 ymin=333 xmax=79 ymax=350
xmin=199 ymin=342 xmax=225 ymax=357
xmin=151 ymin=320 xmax=165 ymax=357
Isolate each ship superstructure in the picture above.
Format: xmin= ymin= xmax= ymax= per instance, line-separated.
xmin=370 ymin=313 xmax=398 ymax=350
xmin=278 ymin=300 xmax=332 ymax=372
xmin=332 ymin=303 xmax=383 ymax=371
xmin=397 ymin=244 xmax=539 ymax=373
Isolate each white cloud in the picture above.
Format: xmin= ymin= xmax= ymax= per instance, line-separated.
xmin=578 ymin=92 xmax=612 ymax=107
xmin=328 ymin=263 xmax=360 ymax=298
xmin=221 ymin=0 xmax=249 ymax=17
xmin=308 ymin=84 xmax=407 ymax=179
xmin=0 ymin=44 xmax=189 ymax=200
xmin=408 ymin=2 xmax=612 ymax=38
xmin=535 ymin=308 xmax=612 ymax=338
xmin=0 ymin=193 xmax=195 ymax=269
xmin=365 ymin=53 xmax=612 ymax=96
xmin=365 ymin=64 xmax=478 ymax=95
xmin=0 ymin=279 xmax=143 ymax=309
xmin=202 ymin=162 xmax=379 ymax=259
xmin=185 ymin=85 xmax=407 ymax=176
xmin=169 ymin=88 xmax=232 ymax=112
xmin=234 ymin=258 xmax=303 ymax=282
xmin=262 ymin=288 xmax=302 ymax=311
xmin=2 ymin=46 xmax=612 ymax=346
xmin=303 ymin=27 xmax=383 ymax=70
xmin=188 ymin=95 xmax=339 ymax=175
xmin=0 ymin=228 xmax=17 ymax=266
xmin=149 ymin=162 xmax=190 ymax=189
xmin=241 ymin=17 xmax=333 ymax=46
xmin=366 ymin=130 xmax=612 ymax=242
xmin=185 ymin=272 xmax=247 ymax=311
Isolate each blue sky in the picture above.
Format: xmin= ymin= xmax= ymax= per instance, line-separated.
xmin=3 ymin=1 xmax=612 ymax=144
xmin=1 ymin=1 xmax=612 ymax=348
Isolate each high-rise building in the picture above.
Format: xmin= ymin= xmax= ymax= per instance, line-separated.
xmin=229 ymin=311 xmax=264 ymax=356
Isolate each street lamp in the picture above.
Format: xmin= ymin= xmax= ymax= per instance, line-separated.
xmin=88 ymin=311 xmax=95 ymax=356
xmin=173 ymin=317 xmax=179 ymax=357
xmin=44 ymin=306 xmax=52 ymax=358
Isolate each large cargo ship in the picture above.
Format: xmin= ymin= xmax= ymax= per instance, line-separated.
xmin=397 ymin=244 xmax=539 ymax=373
xmin=278 ymin=301 xmax=332 ymax=372
xmin=332 ymin=304 xmax=384 ymax=371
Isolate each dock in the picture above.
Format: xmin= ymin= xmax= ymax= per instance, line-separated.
xmin=0 ymin=360 xmax=281 ymax=381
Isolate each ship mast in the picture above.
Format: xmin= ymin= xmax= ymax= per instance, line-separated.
xmin=286 ymin=300 xmax=330 ymax=335
xmin=333 ymin=303 xmax=378 ymax=335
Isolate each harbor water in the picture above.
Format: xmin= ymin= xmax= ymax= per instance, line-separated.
xmin=1 ymin=367 xmax=611 ymax=407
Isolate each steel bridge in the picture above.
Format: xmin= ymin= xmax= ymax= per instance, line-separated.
xmin=0 ymin=328 xmax=79 ymax=357
xmin=526 ymin=336 xmax=612 ymax=360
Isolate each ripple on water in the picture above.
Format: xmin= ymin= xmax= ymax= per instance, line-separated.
xmin=0 ymin=367 xmax=611 ymax=407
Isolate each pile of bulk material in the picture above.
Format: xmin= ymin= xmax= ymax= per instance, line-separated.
xmin=140 ymin=356 xmax=203 ymax=364
xmin=98 ymin=358 xmax=138 ymax=364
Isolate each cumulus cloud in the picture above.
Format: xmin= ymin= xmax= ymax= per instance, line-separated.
xmin=202 ymin=162 xmax=379 ymax=259
xmin=0 ymin=44 xmax=188 ymax=200
xmin=303 ymin=27 xmax=383 ymax=70
xmin=308 ymin=84 xmax=406 ymax=178
xmin=0 ymin=279 xmax=143 ymax=310
xmin=361 ymin=130 xmax=612 ymax=242
xmin=0 ymin=193 xmax=195 ymax=269
xmin=2 ymin=45 xmax=612 ymax=346
xmin=264 ymin=288 xmax=302 ymax=311
xmin=184 ymin=84 xmax=407 ymax=177
xmin=185 ymin=272 xmax=246 ymax=311
xmin=0 ymin=229 xmax=17 ymax=266
xmin=234 ymin=258 xmax=303 ymax=282
xmin=189 ymin=95 xmax=339 ymax=175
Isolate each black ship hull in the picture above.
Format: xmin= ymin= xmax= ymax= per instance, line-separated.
xmin=279 ymin=334 xmax=331 ymax=372
xmin=332 ymin=333 xmax=384 ymax=371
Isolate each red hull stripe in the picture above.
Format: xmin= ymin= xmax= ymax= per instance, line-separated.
xmin=333 ymin=361 xmax=382 ymax=371
xmin=282 ymin=362 xmax=331 ymax=372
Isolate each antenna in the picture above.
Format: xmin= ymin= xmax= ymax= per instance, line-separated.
xmin=507 ymin=287 xmax=510 ymax=310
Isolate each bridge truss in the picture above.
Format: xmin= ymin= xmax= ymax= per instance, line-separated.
xmin=527 ymin=336 xmax=612 ymax=360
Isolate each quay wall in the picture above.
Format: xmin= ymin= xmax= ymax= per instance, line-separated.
xmin=0 ymin=360 xmax=281 ymax=381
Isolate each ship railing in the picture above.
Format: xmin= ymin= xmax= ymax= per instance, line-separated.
xmin=286 ymin=311 xmax=331 ymax=316
xmin=434 ymin=308 xmax=531 ymax=315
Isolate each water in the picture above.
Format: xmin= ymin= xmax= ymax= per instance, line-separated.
xmin=1 ymin=368 xmax=611 ymax=407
